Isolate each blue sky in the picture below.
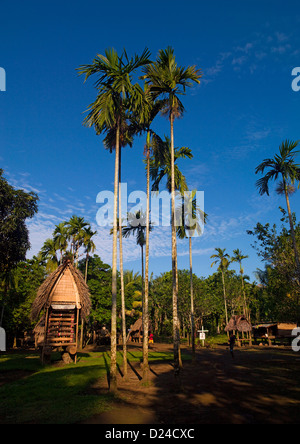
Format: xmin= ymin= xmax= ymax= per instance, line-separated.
xmin=1 ymin=0 xmax=300 ymax=281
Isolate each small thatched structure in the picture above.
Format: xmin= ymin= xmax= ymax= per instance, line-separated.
xmin=31 ymin=260 xmax=91 ymax=321
xmin=128 ymin=318 xmax=143 ymax=343
xmin=225 ymin=315 xmax=252 ymax=333
xmin=127 ymin=318 xmax=153 ymax=343
xmin=31 ymin=260 xmax=91 ymax=362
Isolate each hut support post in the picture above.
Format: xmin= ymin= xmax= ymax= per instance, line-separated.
xmin=75 ymin=309 xmax=79 ymax=364
xmin=42 ymin=307 xmax=50 ymax=364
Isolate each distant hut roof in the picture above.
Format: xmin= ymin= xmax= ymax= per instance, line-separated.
xmin=225 ymin=315 xmax=252 ymax=332
xmin=130 ymin=318 xmax=152 ymax=332
xmin=130 ymin=318 xmax=142 ymax=332
xmin=31 ymin=260 xmax=91 ymax=321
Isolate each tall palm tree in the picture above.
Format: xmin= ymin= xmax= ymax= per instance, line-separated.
xmin=78 ymin=47 xmax=151 ymax=391
xmin=122 ymin=210 xmax=153 ymax=305
xmin=79 ymin=226 xmax=96 ymax=350
xmin=211 ymin=248 xmax=230 ymax=332
xmin=255 ymin=140 xmax=300 ymax=285
xmin=105 ymin=122 xmax=134 ymax=381
xmin=65 ymin=215 xmax=90 ymax=265
xmin=53 ymin=222 xmax=69 ymax=264
xmin=40 ymin=238 xmax=59 ymax=273
xmin=130 ymin=88 xmax=163 ymax=380
xmin=149 ymin=136 xmax=192 ymax=193
xmin=149 ymin=135 xmax=192 ymax=368
xmin=122 ymin=210 xmax=153 ymax=375
xmin=143 ymin=48 xmax=201 ymax=379
xmin=83 ymin=226 xmax=97 ymax=282
xmin=231 ymin=249 xmax=249 ymax=320
xmin=176 ymin=190 xmax=207 ymax=360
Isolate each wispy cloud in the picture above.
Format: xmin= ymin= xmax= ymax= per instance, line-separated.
xmin=201 ymin=29 xmax=296 ymax=85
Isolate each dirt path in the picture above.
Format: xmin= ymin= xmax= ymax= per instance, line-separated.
xmin=81 ymin=343 xmax=300 ymax=424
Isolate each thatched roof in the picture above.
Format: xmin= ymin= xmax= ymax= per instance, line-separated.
xmin=130 ymin=318 xmax=142 ymax=332
xmin=225 ymin=315 xmax=252 ymax=332
xmin=31 ymin=260 xmax=91 ymax=321
xmin=130 ymin=318 xmax=152 ymax=332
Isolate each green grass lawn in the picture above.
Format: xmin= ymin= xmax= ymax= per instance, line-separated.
xmin=0 ymin=349 xmax=180 ymax=424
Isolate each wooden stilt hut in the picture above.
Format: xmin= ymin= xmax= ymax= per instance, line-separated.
xmin=128 ymin=318 xmax=143 ymax=343
xmin=225 ymin=315 xmax=252 ymax=346
xmin=31 ymin=260 xmax=91 ymax=363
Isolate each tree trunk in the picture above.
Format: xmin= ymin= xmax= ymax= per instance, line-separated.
xmin=283 ymin=179 xmax=300 ymax=286
xmin=141 ymin=243 xmax=144 ymax=316
xmin=143 ymin=132 xmax=150 ymax=381
xmin=85 ymin=254 xmax=89 ymax=283
xmin=170 ymin=113 xmax=181 ymax=381
xmin=110 ymin=122 xmax=120 ymax=393
xmin=189 ymin=237 xmax=195 ymax=361
xmin=119 ymin=147 xmax=127 ymax=379
xmin=222 ymin=270 xmax=229 ymax=337
xmin=240 ymin=269 xmax=249 ymax=322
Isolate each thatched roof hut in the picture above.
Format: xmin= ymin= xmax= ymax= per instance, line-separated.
xmin=31 ymin=260 xmax=91 ymax=321
xmin=130 ymin=318 xmax=143 ymax=333
xmin=225 ymin=315 xmax=252 ymax=333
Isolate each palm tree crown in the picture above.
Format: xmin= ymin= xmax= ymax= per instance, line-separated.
xmin=149 ymin=136 xmax=192 ymax=193
xmin=142 ymin=46 xmax=202 ymax=120
xmin=255 ymin=139 xmax=300 ymax=196
xmin=211 ymin=248 xmax=230 ymax=271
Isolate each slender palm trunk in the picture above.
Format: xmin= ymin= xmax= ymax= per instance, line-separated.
xmin=141 ymin=243 xmax=144 ymax=316
xmin=110 ymin=122 xmax=120 ymax=393
xmin=240 ymin=268 xmax=248 ymax=320
xmin=143 ymin=132 xmax=151 ymax=381
xmin=85 ymin=253 xmax=89 ymax=283
xmin=80 ymin=253 xmax=89 ymax=349
xmin=118 ymin=148 xmax=127 ymax=378
xmin=189 ymin=237 xmax=195 ymax=361
xmin=221 ymin=271 xmax=229 ymax=337
xmin=283 ymin=178 xmax=300 ymax=286
xmin=170 ymin=114 xmax=181 ymax=379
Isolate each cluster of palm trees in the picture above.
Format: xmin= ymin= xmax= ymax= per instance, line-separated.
xmin=40 ymin=215 xmax=97 ymax=281
xmin=211 ymin=139 xmax=300 ymax=334
xmin=77 ymin=40 xmax=300 ymax=393
xmin=211 ymin=248 xmax=249 ymax=331
xmin=255 ymin=140 xmax=300 ymax=286
xmin=78 ymin=46 xmax=202 ymax=389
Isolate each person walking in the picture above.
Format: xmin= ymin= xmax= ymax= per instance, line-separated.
xmin=229 ymin=333 xmax=236 ymax=358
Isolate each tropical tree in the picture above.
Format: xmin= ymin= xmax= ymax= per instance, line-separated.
xmin=78 ymin=47 xmax=151 ymax=391
xmin=142 ymin=48 xmax=201 ymax=379
xmin=82 ymin=226 xmax=97 ymax=283
xmin=231 ymin=249 xmax=249 ymax=320
xmin=149 ymin=136 xmax=192 ymax=193
xmin=53 ymin=223 xmax=69 ymax=264
xmin=176 ymin=190 xmax=207 ymax=360
xmin=149 ymin=135 xmax=192 ymax=367
xmin=0 ymin=169 xmax=38 ymax=327
xmin=40 ymin=238 xmax=59 ymax=273
xmin=122 ymin=210 xmax=153 ymax=377
xmin=65 ymin=215 xmax=90 ymax=265
xmin=122 ymin=210 xmax=153 ymax=305
xmin=255 ymin=139 xmax=300 ymax=285
xmin=105 ymin=122 xmax=134 ymax=380
xmin=129 ymin=87 xmax=163 ymax=380
xmin=210 ymin=248 xmax=231 ymax=332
